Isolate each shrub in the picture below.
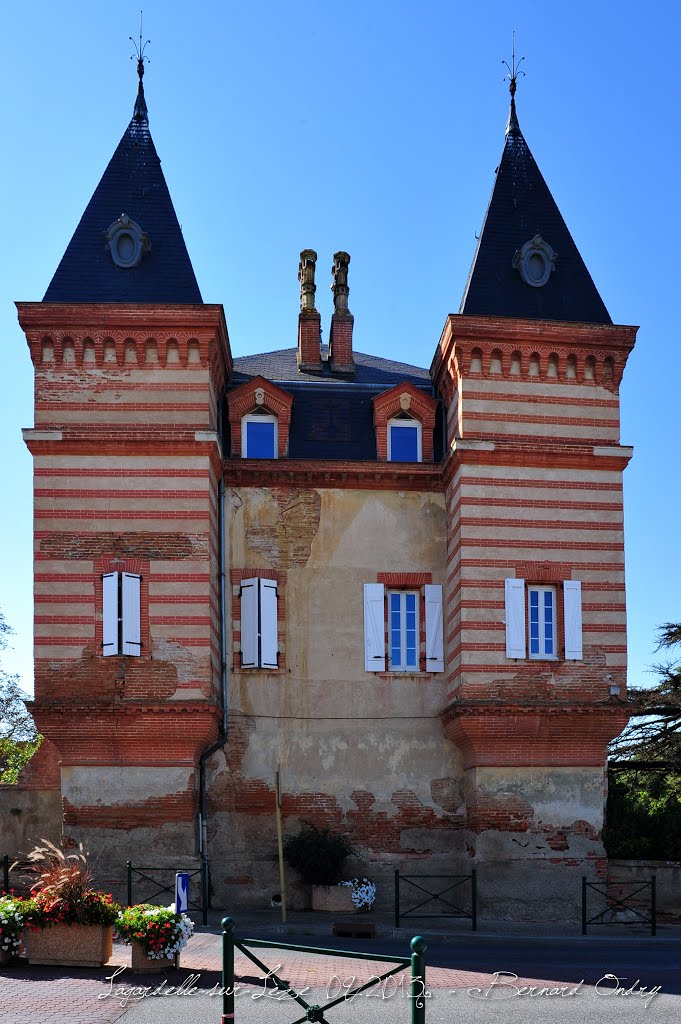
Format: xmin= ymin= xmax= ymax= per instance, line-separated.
xmin=283 ymin=825 xmax=358 ymax=886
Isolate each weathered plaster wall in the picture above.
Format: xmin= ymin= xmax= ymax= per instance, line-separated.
xmin=464 ymin=766 xmax=607 ymax=924
xmin=208 ymin=485 xmax=465 ymax=909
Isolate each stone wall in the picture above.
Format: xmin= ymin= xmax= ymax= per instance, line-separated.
xmin=608 ymin=860 xmax=681 ymax=924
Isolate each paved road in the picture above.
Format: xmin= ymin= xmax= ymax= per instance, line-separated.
xmin=2 ymin=930 xmax=679 ymax=1024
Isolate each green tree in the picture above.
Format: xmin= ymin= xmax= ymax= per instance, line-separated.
xmin=0 ymin=611 xmax=40 ymax=783
xmin=609 ymin=622 xmax=681 ymax=770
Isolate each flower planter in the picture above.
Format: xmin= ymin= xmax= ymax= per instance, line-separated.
xmin=24 ymin=924 xmax=113 ymax=967
xmin=0 ymin=948 xmax=15 ymax=965
xmin=312 ymin=885 xmax=358 ymax=914
xmin=131 ymin=940 xmax=179 ymax=973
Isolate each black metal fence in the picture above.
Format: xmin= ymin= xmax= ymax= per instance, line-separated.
xmin=582 ymin=875 xmax=656 ymax=935
xmin=395 ymin=870 xmax=477 ymax=930
xmin=221 ymin=916 xmax=428 ymax=1023
xmin=126 ymin=859 xmax=209 ymax=926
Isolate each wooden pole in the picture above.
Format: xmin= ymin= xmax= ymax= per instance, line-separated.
xmin=274 ymin=767 xmax=287 ymax=923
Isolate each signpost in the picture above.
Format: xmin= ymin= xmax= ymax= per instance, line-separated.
xmin=175 ymin=871 xmax=189 ymax=914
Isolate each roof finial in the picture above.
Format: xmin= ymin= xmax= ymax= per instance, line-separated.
xmin=502 ymin=31 xmax=525 ymax=136
xmin=130 ymin=11 xmax=150 ymax=122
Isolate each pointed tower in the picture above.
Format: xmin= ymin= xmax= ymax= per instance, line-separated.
xmin=16 ymin=63 xmax=230 ymax=880
xmin=460 ymin=87 xmax=610 ymax=324
xmin=432 ymin=76 xmax=637 ymax=922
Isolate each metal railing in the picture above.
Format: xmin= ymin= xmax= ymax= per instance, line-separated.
xmin=220 ymin=916 xmax=427 ymax=1023
xmin=126 ymin=859 xmax=209 ymax=926
xmin=395 ymin=869 xmax=477 ymax=931
xmin=582 ymin=875 xmax=656 ymax=935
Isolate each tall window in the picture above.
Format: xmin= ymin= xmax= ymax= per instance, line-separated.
xmin=242 ymin=411 xmax=278 ymax=458
xmin=102 ymin=572 xmax=141 ymax=657
xmin=387 ymin=415 xmax=422 ymax=462
xmin=528 ymin=586 xmax=556 ymax=658
xmin=388 ymin=590 xmax=419 ymax=670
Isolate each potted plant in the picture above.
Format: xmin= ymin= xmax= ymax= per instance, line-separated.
xmin=19 ymin=839 xmax=120 ymax=967
xmin=339 ymin=877 xmax=377 ymax=912
xmin=0 ymin=893 xmax=27 ymax=964
xmin=283 ymin=825 xmax=365 ymax=913
xmin=115 ymin=903 xmax=194 ymax=973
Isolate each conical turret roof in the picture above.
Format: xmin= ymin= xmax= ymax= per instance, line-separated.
xmin=43 ymin=75 xmax=202 ymax=303
xmin=459 ymin=94 xmax=611 ymax=324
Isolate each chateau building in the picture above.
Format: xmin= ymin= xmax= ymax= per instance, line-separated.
xmin=14 ymin=63 xmax=637 ymax=921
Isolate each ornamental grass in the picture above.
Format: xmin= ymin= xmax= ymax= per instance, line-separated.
xmin=14 ymin=839 xmax=120 ymax=929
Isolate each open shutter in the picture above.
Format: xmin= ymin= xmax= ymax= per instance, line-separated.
xmin=425 ymin=584 xmax=444 ymax=672
xmin=121 ymin=573 xmax=141 ymax=656
xmin=240 ymin=577 xmax=259 ymax=668
xmin=102 ymin=572 xmax=119 ymax=656
xmin=364 ymin=583 xmax=385 ymax=671
xmin=563 ymin=580 xmax=583 ymax=660
xmin=259 ymin=578 xmax=279 ymax=669
xmin=505 ymin=578 xmax=526 ymax=659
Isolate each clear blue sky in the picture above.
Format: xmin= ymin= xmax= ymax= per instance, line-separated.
xmin=1 ymin=0 xmax=679 ymax=692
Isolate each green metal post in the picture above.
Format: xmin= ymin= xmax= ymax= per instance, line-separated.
xmin=222 ymin=916 xmax=235 ymax=1023
xmin=2 ymin=854 xmax=9 ymax=893
xmin=126 ymin=860 xmax=132 ymax=907
xmin=651 ymin=876 xmax=656 ymax=937
xmin=394 ymin=869 xmax=400 ymax=928
xmin=581 ymin=876 xmax=587 ymax=935
xmin=201 ymin=858 xmax=209 ymax=926
xmin=410 ymin=935 xmax=427 ymax=1024
xmin=471 ymin=869 xmax=477 ymax=931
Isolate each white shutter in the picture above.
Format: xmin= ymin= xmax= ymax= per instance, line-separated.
xmin=364 ymin=583 xmax=385 ymax=671
xmin=505 ymin=578 xmax=526 ymax=659
xmin=564 ymin=580 xmax=583 ymax=660
xmin=240 ymin=578 xmax=259 ymax=668
xmin=102 ymin=572 xmax=119 ymax=656
xmin=425 ymin=584 xmax=444 ymax=672
xmin=259 ymin=578 xmax=279 ymax=669
xmin=121 ymin=573 xmax=141 ymax=656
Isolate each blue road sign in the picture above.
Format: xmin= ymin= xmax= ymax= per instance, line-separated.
xmin=175 ymin=871 xmax=189 ymax=913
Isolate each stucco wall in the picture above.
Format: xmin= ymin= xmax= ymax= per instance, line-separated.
xmin=208 ymin=485 xmax=465 ymax=909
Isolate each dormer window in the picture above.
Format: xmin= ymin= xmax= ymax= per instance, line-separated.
xmin=226 ymin=376 xmax=293 ymax=458
xmin=372 ymin=381 xmax=437 ymax=464
xmin=242 ymin=410 xmax=278 ymax=459
xmin=387 ymin=414 xmax=422 ymax=462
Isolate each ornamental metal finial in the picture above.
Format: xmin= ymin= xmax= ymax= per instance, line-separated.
xmin=502 ymin=31 xmax=525 ymax=98
xmin=130 ymin=10 xmax=150 ymax=83
xmin=130 ymin=12 xmax=150 ymax=122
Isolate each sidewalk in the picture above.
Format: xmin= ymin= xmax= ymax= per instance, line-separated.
xmin=1 ymin=914 xmax=679 ymax=1024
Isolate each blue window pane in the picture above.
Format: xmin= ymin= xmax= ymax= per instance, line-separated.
xmin=544 ymin=592 xmax=554 ymax=654
xmin=529 ymin=591 xmax=539 ymax=655
xmin=246 ymin=421 xmax=275 ymax=457
xmin=390 ymin=425 xmax=419 ymax=462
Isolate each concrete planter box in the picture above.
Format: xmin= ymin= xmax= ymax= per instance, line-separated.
xmin=312 ymin=885 xmax=358 ymax=914
xmin=131 ymin=941 xmax=179 ymax=973
xmin=24 ymin=924 xmax=113 ymax=967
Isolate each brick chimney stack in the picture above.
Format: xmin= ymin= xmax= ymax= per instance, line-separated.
xmin=297 ymin=249 xmax=322 ymax=371
xmin=329 ymin=251 xmax=355 ymax=374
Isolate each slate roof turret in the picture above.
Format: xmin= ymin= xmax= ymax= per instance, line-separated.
xmin=43 ymin=72 xmax=202 ymax=303
xmin=459 ymin=90 xmax=611 ymax=324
